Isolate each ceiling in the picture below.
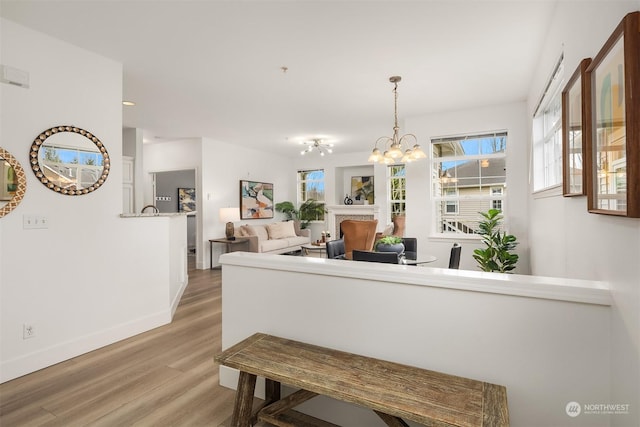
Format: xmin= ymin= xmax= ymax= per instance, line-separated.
xmin=0 ymin=1 xmax=557 ymax=158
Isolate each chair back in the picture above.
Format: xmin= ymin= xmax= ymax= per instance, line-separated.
xmin=325 ymin=238 xmax=345 ymax=259
xmin=448 ymin=243 xmax=462 ymax=269
xmin=352 ymin=250 xmax=399 ymax=264
xmin=340 ymin=219 xmax=378 ymax=259
xmin=401 ymin=237 xmax=417 ymax=260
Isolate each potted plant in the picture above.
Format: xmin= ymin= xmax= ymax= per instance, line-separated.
xmin=375 ymin=235 xmax=404 ymax=254
xmin=298 ymin=199 xmax=325 ymax=228
xmin=276 ymin=200 xmax=325 ymax=229
xmin=472 ymin=209 xmax=519 ymax=273
xmin=275 ymin=201 xmax=298 ymax=221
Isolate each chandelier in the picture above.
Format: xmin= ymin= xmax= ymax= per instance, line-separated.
xmin=368 ymin=76 xmax=426 ymax=164
xmin=300 ymin=139 xmax=333 ymax=156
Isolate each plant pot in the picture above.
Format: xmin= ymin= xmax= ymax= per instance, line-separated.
xmin=376 ymin=243 xmax=405 ymax=254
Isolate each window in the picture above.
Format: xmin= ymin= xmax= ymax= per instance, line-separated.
xmin=388 ymin=164 xmax=406 ymax=221
xmin=445 ymin=188 xmax=459 ymax=213
xmin=297 ymin=169 xmax=325 ymax=203
xmin=432 ymin=132 xmax=507 ymax=235
xmin=490 ymin=186 xmax=504 ymax=210
xmin=297 ymin=169 xmax=325 ymax=221
xmin=532 ymin=55 xmax=564 ymax=192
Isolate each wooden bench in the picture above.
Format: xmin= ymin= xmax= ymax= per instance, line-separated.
xmin=215 ymin=333 xmax=509 ymax=427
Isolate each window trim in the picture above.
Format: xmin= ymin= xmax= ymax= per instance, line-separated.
xmin=532 ymin=53 xmax=565 ymax=193
xmin=297 ymin=169 xmax=325 ymax=205
xmin=387 ymin=164 xmax=406 ymax=223
xmin=431 ymin=131 xmax=508 ymax=239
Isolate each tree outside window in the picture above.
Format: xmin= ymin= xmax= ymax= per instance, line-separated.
xmin=297 ymin=169 xmax=325 ymax=220
xmin=388 ymin=164 xmax=406 ymax=221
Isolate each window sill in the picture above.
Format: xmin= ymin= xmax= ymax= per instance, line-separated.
xmin=532 ymin=184 xmax=562 ymax=199
xmin=428 ymin=233 xmax=481 ymax=242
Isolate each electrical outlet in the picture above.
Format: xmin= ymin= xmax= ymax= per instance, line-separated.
xmin=23 ymin=323 xmax=36 ymax=339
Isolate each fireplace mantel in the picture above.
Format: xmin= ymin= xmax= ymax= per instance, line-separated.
xmin=326 ymin=204 xmax=381 ymax=237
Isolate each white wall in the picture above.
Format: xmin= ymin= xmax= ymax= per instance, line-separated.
xmin=202 ymin=138 xmax=294 ymax=268
xmin=0 ymin=19 xmax=182 ymax=382
xmin=220 ymin=253 xmax=611 ymax=427
xmin=526 ymin=3 xmax=640 ymax=426
xmin=406 ymin=102 xmax=530 ymax=272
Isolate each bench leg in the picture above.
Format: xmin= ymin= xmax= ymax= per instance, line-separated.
xmin=265 ymin=378 xmax=281 ymax=405
xmin=374 ymin=410 xmax=410 ymax=427
xmin=231 ymin=371 xmax=257 ymax=427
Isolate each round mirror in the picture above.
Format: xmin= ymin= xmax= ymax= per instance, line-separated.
xmin=29 ymin=126 xmax=110 ymax=195
xmin=0 ymin=147 xmax=27 ymax=218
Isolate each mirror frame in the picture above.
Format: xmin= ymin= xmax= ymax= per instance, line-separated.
xmin=0 ymin=147 xmax=27 ymax=218
xmin=29 ymin=125 xmax=110 ymax=196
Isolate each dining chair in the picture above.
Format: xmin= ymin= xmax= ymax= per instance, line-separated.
xmin=325 ymin=238 xmax=345 ymax=259
xmin=401 ymin=237 xmax=417 ymax=260
xmin=448 ymin=243 xmax=462 ymax=269
xmin=340 ymin=219 xmax=378 ymax=259
xmin=352 ymin=250 xmax=400 ymax=264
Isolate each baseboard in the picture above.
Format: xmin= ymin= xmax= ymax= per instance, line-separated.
xmin=0 ymin=310 xmax=172 ymax=383
xmin=170 ymin=277 xmax=189 ymax=318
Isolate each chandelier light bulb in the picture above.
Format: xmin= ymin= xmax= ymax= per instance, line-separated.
xmin=388 ymin=144 xmax=403 ymax=159
xmin=411 ymin=144 xmax=427 ymax=159
xmin=368 ymin=148 xmax=382 ymax=162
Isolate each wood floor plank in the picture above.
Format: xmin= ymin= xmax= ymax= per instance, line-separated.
xmin=0 ymin=266 xmax=236 ymax=426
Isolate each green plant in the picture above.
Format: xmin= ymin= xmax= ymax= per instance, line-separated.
xmin=472 ymin=209 xmax=519 ymax=273
xmin=298 ymin=199 xmax=325 ymax=223
xmin=376 ymin=235 xmax=402 ymax=246
xmin=275 ymin=199 xmax=325 ymax=229
xmin=275 ymin=201 xmax=298 ymax=220
xmin=375 ymin=235 xmax=403 ymax=250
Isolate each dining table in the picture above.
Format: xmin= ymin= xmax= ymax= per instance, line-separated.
xmin=400 ymin=254 xmax=437 ymax=265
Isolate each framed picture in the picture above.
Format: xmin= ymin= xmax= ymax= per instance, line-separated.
xmin=351 ymin=176 xmax=374 ymax=204
xmin=562 ymin=58 xmax=591 ymax=197
xmin=240 ymin=180 xmax=274 ymax=219
xmin=178 ymin=188 xmax=196 ymax=212
xmin=586 ymin=11 xmax=639 ymax=217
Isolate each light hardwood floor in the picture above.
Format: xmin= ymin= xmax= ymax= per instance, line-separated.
xmin=0 ymin=263 xmax=238 ymax=426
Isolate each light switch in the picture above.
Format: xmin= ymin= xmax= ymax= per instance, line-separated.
xmin=23 ymin=215 xmax=48 ymax=229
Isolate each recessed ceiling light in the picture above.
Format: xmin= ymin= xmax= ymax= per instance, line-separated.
xmin=122 ymin=101 xmax=136 ymax=106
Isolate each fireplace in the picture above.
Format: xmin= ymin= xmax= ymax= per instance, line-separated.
xmin=326 ymin=205 xmax=381 ymax=238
